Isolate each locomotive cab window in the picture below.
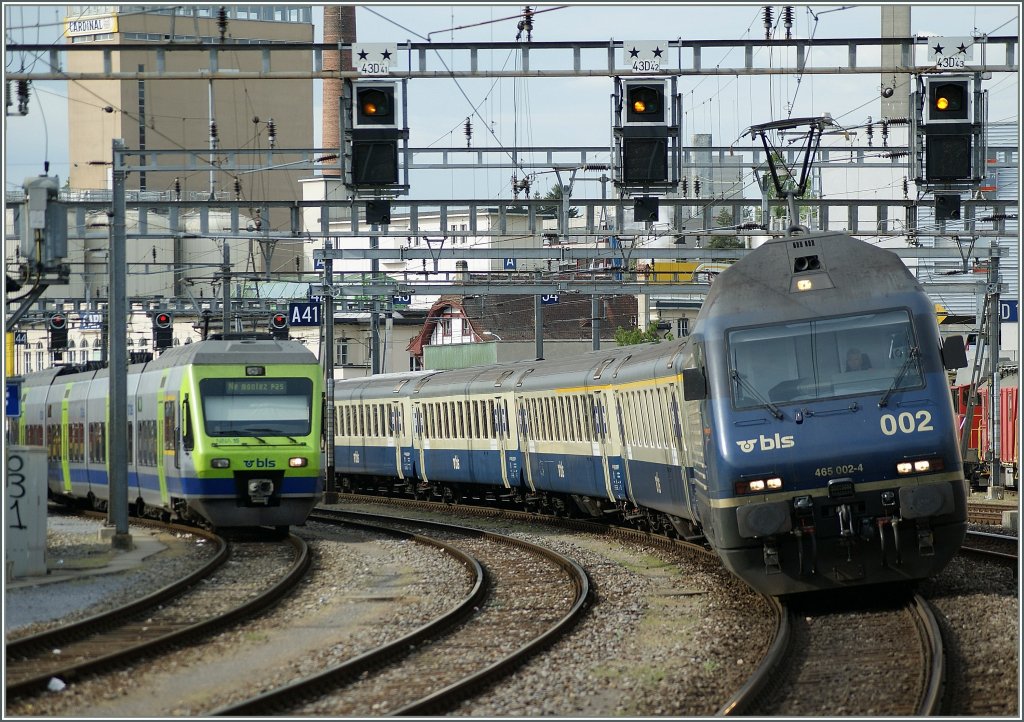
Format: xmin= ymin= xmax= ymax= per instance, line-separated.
xmin=728 ymin=309 xmax=924 ymax=408
xmin=199 ymin=378 xmax=314 ymax=437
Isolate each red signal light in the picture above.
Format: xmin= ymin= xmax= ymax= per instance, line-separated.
xmin=270 ymin=313 xmax=288 ymax=330
xmin=154 ymin=313 xmax=172 ymax=329
xmin=49 ymin=314 xmax=67 ymax=330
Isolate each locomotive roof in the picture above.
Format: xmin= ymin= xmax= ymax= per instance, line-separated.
xmin=143 ymin=338 xmax=319 ymax=369
xmin=699 ymin=231 xmax=921 ymax=323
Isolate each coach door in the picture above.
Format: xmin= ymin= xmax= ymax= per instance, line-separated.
xmin=493 ymin=397 xmax=513 ymax=489
xmin=391 ymin=401 xmax=406 ymax=480
xmin=614 ymin=391 xmax=636 ymax=504
xmin=592 ymin=391 xmax=618 ymax=502
xmin=413 ymin=402 xmax=428 ymax=484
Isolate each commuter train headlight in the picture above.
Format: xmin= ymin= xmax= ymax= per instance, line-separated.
xmin=211 ymin=458 xmax=231 ymax=469
xmin=735 ymin=476 xmax=784 ymax=494
xmin=896 ymin=456 xmax=945 ymax=475
xmin=289 ymin=456 xmax=308 ymax=468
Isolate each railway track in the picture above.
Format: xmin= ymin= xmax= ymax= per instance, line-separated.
xmin=5 ymin=528 xmax=309 ymax=701
xmin=213 ymin=508 xmax=591 ymax=716
xmin=960 ymin=529 xmax=1018 ymax=566
xmin=719 ymin=592 xmax=946 ymax=716
xmin=967 ymin=501 xmax=1014 ymax=526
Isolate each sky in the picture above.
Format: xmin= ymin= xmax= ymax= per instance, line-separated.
xmin=2 ymin=2 xmax=1021 ymax=201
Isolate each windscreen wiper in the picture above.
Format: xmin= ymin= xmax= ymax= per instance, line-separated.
xmin=730 ymin=369 xmax=784 ymax=420
xmin=879 ymin=347 xmax=919 ymax=408
xmin=242 ymin=427 xmax=299 ymax=443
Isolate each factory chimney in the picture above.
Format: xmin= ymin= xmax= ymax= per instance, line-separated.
xmin=322 ymin=6 xmax=356 ymax=176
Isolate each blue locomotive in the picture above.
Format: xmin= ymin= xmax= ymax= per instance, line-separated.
xmin=14 ymin=338 xmax=324 ymax=531
xmin=331 ymin=231 xmax=969 ymax=595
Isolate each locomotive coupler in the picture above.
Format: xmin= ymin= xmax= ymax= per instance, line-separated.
xmin=877 ymin=490 xmax=900 ymax=567
xmin=791 ymin=495 xmax=818 ymax=576
xmin=891 ymin=517 xmax=903 ymax=565
xmin=247 ymin=479 xmax=274 ymax=505
xmin=837 ymin=503 xmax=855 ymax=537
xmin=916 ymin=520 xmax=936 ymax=556
xmin=763 ymin=542 xmax=781 ymax=575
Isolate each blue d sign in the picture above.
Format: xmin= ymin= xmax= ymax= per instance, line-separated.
xmin=999 ymin=300 xmax=1018 ymax=323
xmin=6 ymin=381 xmax=21 ymax=417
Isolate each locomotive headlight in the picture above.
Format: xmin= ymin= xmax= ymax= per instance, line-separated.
xmin=211 ymin=458 xmax=230 ymax=469
xmin=735 ymin=476 xmax=784 ymax=495
xmin=896 ymin=456 xmax=945 ymax=475
xmin=288 ymin=456 xmax=308 ymax=468
xmin=796 ymin=279 xmax=814 ymax=291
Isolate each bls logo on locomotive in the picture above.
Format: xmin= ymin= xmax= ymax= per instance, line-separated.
xmin=243 ymin=458 xmax=278 ymax=468
xmin=736 ymin=433 xmax=795 ymax=453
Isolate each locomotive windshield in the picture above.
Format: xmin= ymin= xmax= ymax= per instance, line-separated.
xmin=727 ymin=309 xmax=923 ymax=408
xmin=199 ymin=377 xmax=314 ymax=436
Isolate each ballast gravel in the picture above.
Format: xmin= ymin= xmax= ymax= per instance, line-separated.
xmin=4 ymin=512 xmax=1018 ymax=717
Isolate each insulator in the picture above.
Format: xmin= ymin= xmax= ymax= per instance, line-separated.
xmin=902 ymin=177 xmax=909 ymax=199
xmin=763 ymin=6 xmax=774 ymax=40
xmin=217 ymin=6 xmax=228 ymax=42
xmin=5 ymin=80 xmax=11 ymax=109
xmin=173 ymin=177 xmax=181 ymax=201
xmin=681 ymin=177 xmax=688 ymax=197
xmin=866 ymin=119 xmax=873 ymax=147
xmin=233 ymin=178 xmax=241 ymax=199
xmin=783 ymin=6 xmax=794 ymax=37
xmin=464 ymin=117 xmax=472 ymax=147
xmin=17 ymin=80 xmax=30 ymax=115
xmin=881 ymin=119 xmax=889 ymax=147
xmin=209 ymin=120 xmax=218 ymax=144
xmin=152 ymin=246 xmax=157 ymax=263
xmin=267 ymin=118 xmax=277 ymax=148
xmin=694 ymin=177 xmax=701 ymax=198
xmin=885 ymin=117 xmax=909 ymax=126
xmin=516 ymin=6 xmax=534 ymax=41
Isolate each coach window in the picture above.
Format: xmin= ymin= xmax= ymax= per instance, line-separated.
xmin=164 ymin=401 xmax=176 ymax=451
xmin=500 ymin=400 xmax=511 ymax=439
xmin=642 ymin=392 xmax=651 ymax=446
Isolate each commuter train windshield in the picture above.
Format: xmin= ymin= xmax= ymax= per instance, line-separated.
xmin=727 ymin=309 xmax=924 ymax=408
xmin=199 ymin=377 xmax=314 ymax=436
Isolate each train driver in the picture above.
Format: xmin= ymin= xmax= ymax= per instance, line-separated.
xmin=846 ymin=348 xmax=871 ymax=371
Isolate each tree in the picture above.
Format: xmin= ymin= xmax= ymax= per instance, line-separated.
xmin=757 ymin=151 xmax=819 ymax=228
xmin=615 ymin=321 xmax=671 ymax=345
xmin=705 ymin=236 xmax=745 ymax=250
xmin=537 ymin=185 xmax=580 ymax=219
